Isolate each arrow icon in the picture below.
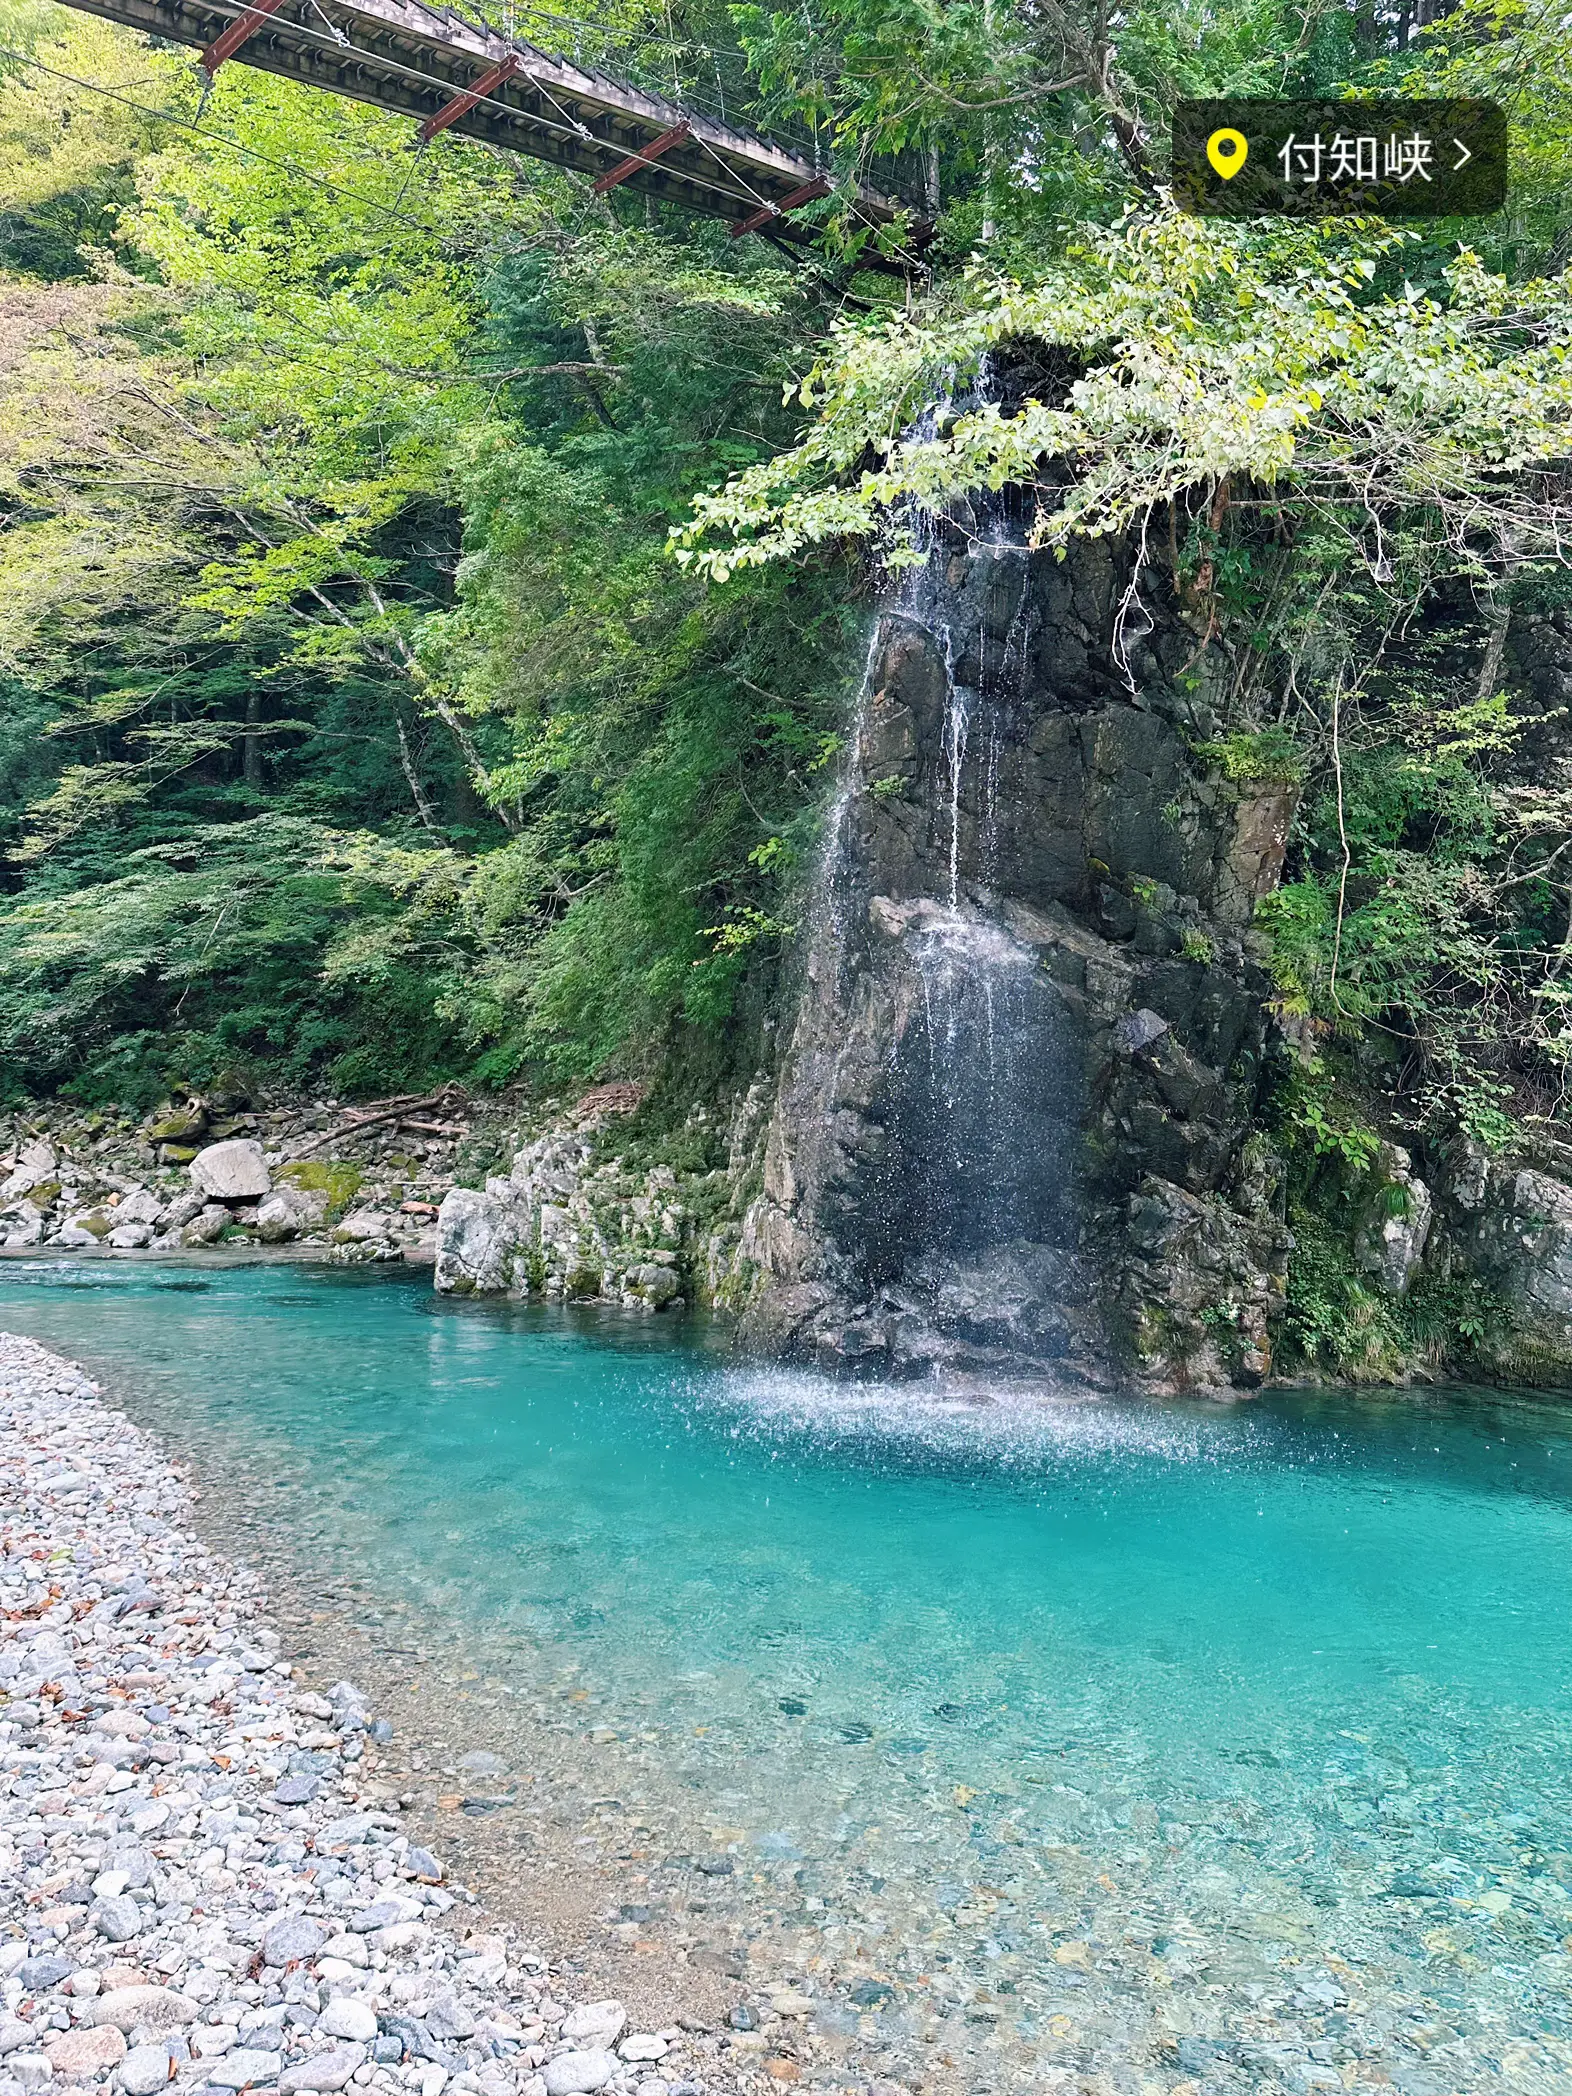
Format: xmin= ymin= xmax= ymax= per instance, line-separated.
xmin=1453 ymin=138 xmax=1472 ymax=171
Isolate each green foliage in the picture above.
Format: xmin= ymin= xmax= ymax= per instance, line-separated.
xmin=1277 ymin=1065 xmax=1382 ymax=1180
xmin=1194 ymin=727 xmax=1304 ymax=785
xmin=1280 ymin=1210 xmax=1407 ymax=1382
xmin=2 ymin=0 xmax=1571 ymax=1153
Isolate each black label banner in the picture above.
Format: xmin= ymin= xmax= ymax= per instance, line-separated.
xmin=1173 ymin=99 xmax=1507 ymax=219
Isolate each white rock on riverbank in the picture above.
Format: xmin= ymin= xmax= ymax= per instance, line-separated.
xmin=0 ymin=1334 xmax=745 ymax=2096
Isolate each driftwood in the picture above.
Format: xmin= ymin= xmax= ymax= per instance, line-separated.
xmin=285 ymin=1086 xmax=468 ymax=1159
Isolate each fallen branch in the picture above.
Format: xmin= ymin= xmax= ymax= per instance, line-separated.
xmin=285 ymin=1087 xmax=467 ymax=1158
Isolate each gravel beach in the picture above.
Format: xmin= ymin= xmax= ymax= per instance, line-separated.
xmin=0 ymin=1333 xmax=844 ymax=2096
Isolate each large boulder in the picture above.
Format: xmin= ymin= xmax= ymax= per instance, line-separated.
xmin=433 ymin=1185 xmax=529 ymax=1294
xmin=115 ymin=1188 xmax=165 ymax=1225
xmin=189 ymin=1139 xmax=270 ymax=1201
xmin=254 ymin=1185 xmax=327 ymax=1243
xmin=180 ymin=1203 xmax=231 ymax=1246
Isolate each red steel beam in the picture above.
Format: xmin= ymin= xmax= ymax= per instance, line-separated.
xmin=592 ymin=119 xmax=690 ymax=196
xmin=201 ymin=0 xmax=289 ymax=75
xmin=728 ymin=176 xmax=831 ymax=237
xmin=418 ymin=53 xmax=521 ymax=141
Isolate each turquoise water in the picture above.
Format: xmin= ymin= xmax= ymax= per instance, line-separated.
xmin=4 ymin=1257 xmax=1572 ymax=2093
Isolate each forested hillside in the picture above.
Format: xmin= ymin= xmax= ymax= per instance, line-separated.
xmin=5 ymin=0 xmax=1572 ymax=1371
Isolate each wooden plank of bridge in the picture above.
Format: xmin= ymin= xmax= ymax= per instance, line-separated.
xmin=48 ymin=0 xmax=930 ymax=264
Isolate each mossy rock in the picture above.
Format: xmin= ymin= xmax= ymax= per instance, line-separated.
xmin=75 ymin=1212 xmax=113 ymax=1239
xmin=146 ymin=1105 xmax=207 ymax=1142
xmin=277 ymin=1158 xmax=363 ymax=1222
xmin=159 ymin=1144 xmax=200 ymax=1165
xmin=28 ymin=1180 xmax=60 ymax=1208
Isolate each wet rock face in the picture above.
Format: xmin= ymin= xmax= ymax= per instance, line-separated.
xmin=737 ymin=514 xmax=1291 ymax=1389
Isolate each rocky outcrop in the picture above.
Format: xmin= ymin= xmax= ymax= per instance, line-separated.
xmin=1429 ymin=1141 xmax=1572 ymax=1374
xmin=433 ymin=1097 xmax=728 ymax=1311
xmin=734 ymin=504 xmax=1294 ymax=1390
xmin=1352 ymin=1143 xmax=1433 ymax=1298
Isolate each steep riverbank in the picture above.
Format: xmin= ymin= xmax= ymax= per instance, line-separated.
xmin=0 ymin=1331 xmax=821 ymax=2096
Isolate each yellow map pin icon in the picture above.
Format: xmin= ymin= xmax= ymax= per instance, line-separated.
xmin=1206 ymin=127 xmax=1248 ymax=178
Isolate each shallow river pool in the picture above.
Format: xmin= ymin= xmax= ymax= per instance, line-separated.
xmin=2 ymin=1258 xmax=1572 ymax=2095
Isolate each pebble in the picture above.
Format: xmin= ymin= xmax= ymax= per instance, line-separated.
xmin=120 ymin=2046 xmax=175 ymax=2096
xmin=90 ymin=1990 xmax=195 ymax=2036
xmin=43 ymin=2028 xmax=126 ymax=2076
xmin=265 ymin=1918 xmax=324 ymax=1969
xmin=0 ymin=1333 xmax=738 ymax=2096
xmin=207 ymin=2048 xmax=281 ymax=2088
xmin=556 ymin=2008 xmax=622 ymax=2052
xmin=314 ymin=2005 xmax=375 ymax=2046
xmin=539 ymin=2055 xmax=617 ymax=2096
xmin=89 ymin=1896 xmax=144 ymax=1943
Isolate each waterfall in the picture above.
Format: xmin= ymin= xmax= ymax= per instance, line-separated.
xmin=740 ymin=355 xmax=1113 ymax=1382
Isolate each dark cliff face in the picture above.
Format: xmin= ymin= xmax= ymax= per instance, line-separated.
xmin=737 ymin=507 xmax=1295 ymax=1390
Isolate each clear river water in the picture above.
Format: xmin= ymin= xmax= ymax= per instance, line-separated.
xmin=2 ymin=1256 xmax=1572 ymax=2095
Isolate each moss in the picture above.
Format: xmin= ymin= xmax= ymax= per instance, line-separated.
xmin=276 ymin=1158 xmax=362 ymax=1221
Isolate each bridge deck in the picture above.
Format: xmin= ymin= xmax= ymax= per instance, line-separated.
xmin=51 ymin=0 xmax=927 ymax=257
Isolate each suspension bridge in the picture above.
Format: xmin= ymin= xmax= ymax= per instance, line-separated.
xmin=49 ymin=0 xmax=930 ymax=262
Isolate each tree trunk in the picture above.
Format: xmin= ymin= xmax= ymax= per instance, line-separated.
xmin=243 ymin=689 xmax=263 ymax=787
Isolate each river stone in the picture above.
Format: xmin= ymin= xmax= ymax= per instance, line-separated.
xmin=181 ymin=1204 xmax=230 ymax=1246
xmin=315 ymin=2001 xmax=375 ymax=2045
xmin=107 ymin=1222 xmax=155 ymax=1249
xmin=209 ymin=2049 xmax=281 ymax=2089
xmin=18 ymin=1956 xmax=75 ymax=1990
xmin=92 ymin=1989 xmax=197 ymax=2035
xmin=422 ymin=1995 xmax=474 ymax=2043
xmin=273 ymin=1771 xmax=319 ymax=1805
xmin=120 ymin=2045 xmax=174 ymax=2095
xmin=315 ymin=1812 xmax=378 ymax=1849
xmin=349 ymin=1896 xmax=421 ymax=1933
xmin=0 ymin=2022 xmax=37 ymax=2055
xmin=189 ymin=1140 xmax=270 ymax=1201
xmin=278 ymin=2046 xmax=364 ymax=2094
xmin=146 ymin=1105 xmax=205 ymax=1142
xmin=254 ymin=1188 xmax=323 ymax=1244
xmin=10 ymin=2054 xmax=52 ymax=2089
xmin=404 ymin=1848 xmax=442 ymax=1883
xmin=542 ymin=2053 xmax=619 ymax=2096
xmin=45 ymin=2026 xmax=126 ymax=2075
xmin=560 ymin=2005 xmax=625 ymax=2050
xmin=91 ymin=1895 xmax=144 ymax=1942
xmin=618 ymin=2036 xmax=668 ymax=2062
xmin=116 ymin=1188 xmax=165 ymax=1225
xmin=261 ymin=1917 xmax=325 ymax=1968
